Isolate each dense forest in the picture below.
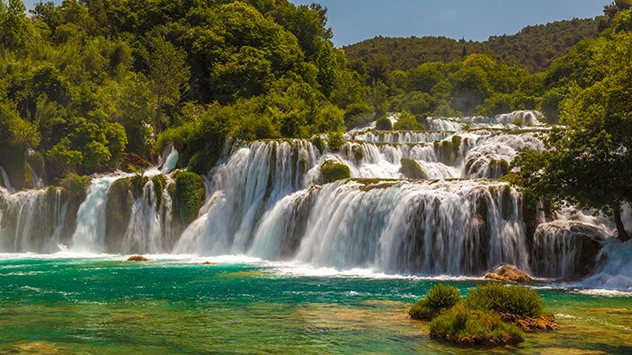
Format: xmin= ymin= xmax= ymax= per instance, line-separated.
xmin=343 ymin=18 xmax=600 ymax=73
xmin=1 ymin=0 xmax=632 ymax=240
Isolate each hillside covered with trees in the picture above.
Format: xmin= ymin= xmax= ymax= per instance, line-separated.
xmin=0 ymin=0 xmax=369 ymax=188
xmin=344 ymin=18 xmax=599 ymax=73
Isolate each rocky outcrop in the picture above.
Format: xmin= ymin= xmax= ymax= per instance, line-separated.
xmin=500 ymin=313 xmax=559 ymax=332
xmin=127 ymin=255 xmax=151 ymax=262
xmin=531 ymin=221 xmax=605 ymax=279
xmin=485 ymin=265 xmax=533 ymax=283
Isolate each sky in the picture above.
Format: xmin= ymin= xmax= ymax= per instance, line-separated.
xmin=22 ymin=0 xmax=609 ymax=47
xmin=290 ymin=0 xmax=609 ymax=47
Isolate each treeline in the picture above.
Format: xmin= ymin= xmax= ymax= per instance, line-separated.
xmin=0 ymin=0 xmax=626 ymax=193
xmin=344 ymin=18 xmax=598 ymax=73
xmin=514 ymin=1 xmax=632 ymax=242
xmin=0 ymin=0 xmax=370 ymax=188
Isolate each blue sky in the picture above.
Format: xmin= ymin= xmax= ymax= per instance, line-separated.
xmin=23 ymin=0 xmax=609 ymax=47
xmin=290 ymin=0 xmax=608 ymax=46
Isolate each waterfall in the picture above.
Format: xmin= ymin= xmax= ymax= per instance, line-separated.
xmin=0 ymin=165 xmax=14 ymax=194
xmin=1 ymin=110 xmax=628 ymax=286
xmin=161 ymin=146 xmax=179 ymax=174
xmin=70 ymin=176 xmax=123 ymax=253
xmin=174 ymin=140 xmax=319 ymax=254
xmin=0 ymin=188 xmax=67 ymax=252
xmin=249 ymin=180 xmax=528 ymax=275
xmin=120 ymin=178 xmax=175 ymax=254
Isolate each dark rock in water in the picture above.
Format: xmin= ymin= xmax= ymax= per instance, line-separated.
xmin=202 ymin=261 xmax=216 ymax=265
xmin=485 ymin=265 xmax=533 ymax=283
xmin=127 ymin=255 xmax=151 ymax=262
xmin=531 ymin=221 xmax=605 ymax=279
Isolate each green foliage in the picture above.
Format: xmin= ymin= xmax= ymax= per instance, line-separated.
xmin=327 ymin=131 xmax=345 ymax=151
xmin=344 ymin=103 xmax=374 ymax=129
xmin=409 ymin=284 xmax=461 ymax=320
xmin=320 ymin=160 xmax=350 ymax=183
xmin=375 ymin=116 xmax=392 ymax=131
xmin=515 ymin=15 xmax=632 ymax=242
xmin=59 ymin=172 xmax=91 ymax=199
xmin=345 ymin=19 xmax=598 ymax=73
xmin=393 ymin=110 xmax=425 ymax=130
xmin=400 ymin=158 xmax=428 ymax=180
xmin=173 ymin=171 xmax=204 ymax=226
xmin=0 ymin=0 xmax=364 ymax=183
xmin=429 ymin=303 xmax=525 ymax=346
xmin=465 ymin=283 xmax=545 ymax=318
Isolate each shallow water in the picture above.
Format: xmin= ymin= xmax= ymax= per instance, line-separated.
xmin=0 ymin=256 xmax=630 ymax=354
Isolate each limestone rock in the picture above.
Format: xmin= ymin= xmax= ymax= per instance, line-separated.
xmin=127 ymin=255 xmax=151 ymax=262
xmin=485 ymin=265 xmax=533 ymax=284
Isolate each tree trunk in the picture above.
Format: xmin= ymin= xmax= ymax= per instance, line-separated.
xmin=613 ymin=207 xmax=630 ymax=243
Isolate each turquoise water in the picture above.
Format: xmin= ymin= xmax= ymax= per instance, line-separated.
xmin=0 ymin=257 xmax=631 ymax=354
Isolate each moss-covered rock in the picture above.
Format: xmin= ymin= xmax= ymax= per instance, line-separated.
xmin=121 ymin=153 xmax=152 ymax=172
xmin=400 ymin=158 xmax=428 ymax=180
xmin=187 ymin=151 xmax=213 ymax=176
xmin=27 ymin=150 xmax=45 ymax=180
xmin=320 ymin=160 xmax=350 ymax=183
xmin=105 ymin=177 xmax=134 ymax=251
xmin=173 ymin=171 xmax=205 ymax=226
xmin=352 ymin=145 xmax=364 ymax=162
xmin=327 ymin=131 xmax=345 ymax=151
xmin=151 ymin=175 xmax=167 ymax=210
xmin=375 ymin=116 xmax=392 ymax=130
xmin=311 ymin=135 xmax=325 ymax=153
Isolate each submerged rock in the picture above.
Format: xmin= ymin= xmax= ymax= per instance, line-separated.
xmin=5 ymin=341 xmax=62 ymax=354
xmin=127 ymin=255 xmax=151 ymax=262
xmin=485 ymin=265 xmax=533 ymax=283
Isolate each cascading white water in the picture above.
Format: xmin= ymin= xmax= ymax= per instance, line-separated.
xmin=248 ymin=179 xmax=528 ymax=275
xmin=70 ymin=175 xmax=123 ymax=253
xmin=175 ymin=140 xmax=319 ymax=254
xmin=161 ymin=146 xmax=179 ymax=174
xmin=0 ymin=188 xmax=67 ymax=252
xmin=120 ymin=178 xmax=174 ymax=254
xmin=424 ymin=110 xmax=545 ymax=131
xmin=2 ymin=109 xmax=629 ymax=287
xmin=0 ymin=165 xmax=14 ymax=194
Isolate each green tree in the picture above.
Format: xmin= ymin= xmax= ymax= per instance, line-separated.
xmin=147 ymin=35 xmax=190 ymax=132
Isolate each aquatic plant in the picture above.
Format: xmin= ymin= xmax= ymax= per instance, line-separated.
xmin=409 ymin=284 xmax=461 ymax=320
xmin=465 ymin=283 xmax=545 ymax=318
xmin=429 ymin=303 xmax=525 ymax=346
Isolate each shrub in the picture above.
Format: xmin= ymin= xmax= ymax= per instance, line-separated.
xmin=466 ymin=283 xmax=545 ymax=318
xmin=327 ymin=131 xmax=345 ymax=151
xmin=321 ymin=160 xmax=350 ymax=183
xmin=400 ymin=158 xmax=428 ymax=180
xmin=393 ymin=110 xmax=425 ymax=130
xmin=409 ymin=284 xmax=461 ymax=320
xmin=344 ymin=103 xmax=375 ymax=129
xmin=429 ymin=303 xmax=525 ymax=346
xmin=375 ymin=116 xmax=392 ymax=130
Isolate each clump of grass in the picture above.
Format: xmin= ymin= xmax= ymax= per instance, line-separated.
xmin=465 ymin=282 xmax=545 ymax=318
xmin=429 ymin=303 xmax=525 ymax=346
xmin=409 ymin=283 xmax=461 ymax=320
